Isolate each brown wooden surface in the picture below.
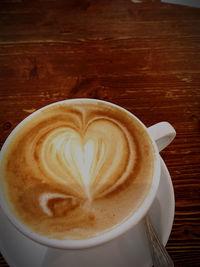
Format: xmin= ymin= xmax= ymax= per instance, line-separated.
xmin=0 ymin=0 xmax=200 ymax=266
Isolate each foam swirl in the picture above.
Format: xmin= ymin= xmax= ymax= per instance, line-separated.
xmin=40 ymin=193 xmax=78 ymax=216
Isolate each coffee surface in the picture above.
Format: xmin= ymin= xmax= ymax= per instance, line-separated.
xmin=0 ymin=100 xmax=155 ymax=240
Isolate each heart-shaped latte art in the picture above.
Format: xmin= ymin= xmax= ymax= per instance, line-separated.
xmin=36 ymin=118 xmax=135 ymax=203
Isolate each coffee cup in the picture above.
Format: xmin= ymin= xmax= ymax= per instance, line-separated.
xmin=0 ymin=98 xmax=176 ymax=249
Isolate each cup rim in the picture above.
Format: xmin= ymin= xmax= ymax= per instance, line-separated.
xmin=0 ymin=98 xmax=161 ymax=249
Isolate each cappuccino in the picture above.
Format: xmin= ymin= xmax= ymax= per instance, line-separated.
xmin=0 ymin=100 xmax=155 ymax=240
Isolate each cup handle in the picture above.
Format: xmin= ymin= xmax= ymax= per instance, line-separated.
xmin=148 ymin=122 xmax=176 ymax=152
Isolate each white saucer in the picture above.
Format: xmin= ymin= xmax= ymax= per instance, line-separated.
xmin=0 ymin=157 xmax=174 ymax=267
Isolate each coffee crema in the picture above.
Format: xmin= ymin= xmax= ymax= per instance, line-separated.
xmin=0 ymin=100 xmax=155 ymax=240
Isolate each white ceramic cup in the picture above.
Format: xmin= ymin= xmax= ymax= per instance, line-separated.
xmin=0 ymin=99 xmax=176 ymax=250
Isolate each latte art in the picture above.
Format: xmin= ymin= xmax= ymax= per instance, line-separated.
xmin=0 ymin=101 xmax=155 ymax=240
xmin=37 ymin=117 xmax=134 ymax=205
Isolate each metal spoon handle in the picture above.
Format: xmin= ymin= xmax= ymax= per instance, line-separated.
xmin=144 ymin=215 xmax=174 ymax=267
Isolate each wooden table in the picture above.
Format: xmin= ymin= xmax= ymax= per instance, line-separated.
xmin=0 ymin=0 xmax=200 ymax=266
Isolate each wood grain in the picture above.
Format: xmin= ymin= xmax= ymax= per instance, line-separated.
xmin=0 ymin=0 xmax=200 ymax=266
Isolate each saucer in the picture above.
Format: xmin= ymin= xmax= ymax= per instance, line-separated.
xmin=0 ymin=157 xmax=174 ymax=267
